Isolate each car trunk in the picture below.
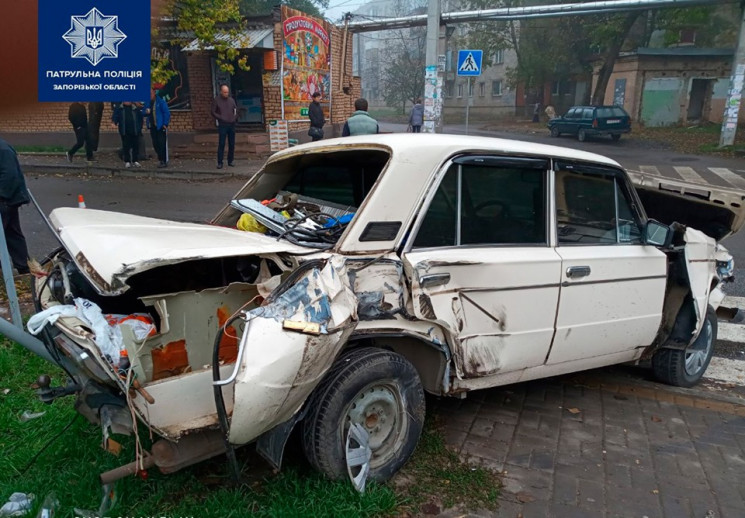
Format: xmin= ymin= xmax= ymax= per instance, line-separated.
xmin=628 ymin=171 xmax=745 ymax=240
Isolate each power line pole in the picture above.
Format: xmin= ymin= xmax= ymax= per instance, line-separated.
xmin=424 ymin=0 xmax=442 ymax=132
xmin=719 ymin=3 xmax=745 ymax=147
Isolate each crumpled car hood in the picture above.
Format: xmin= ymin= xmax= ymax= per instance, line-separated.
xmin=50 ymin=208 xmax=308 ymax=295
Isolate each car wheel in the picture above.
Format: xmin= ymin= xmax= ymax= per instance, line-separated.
xmin=302 ymin=347 xmax=425 ymax=489
xmin=578 ymin=129 xmax=587 ymax=142
xmin=611 ymin=134 xmax=621 ymax=141
xmin=550 ymin=126 xmax=560 ymax=138
xmin=653 ymin=306 xmax=717 ymax=388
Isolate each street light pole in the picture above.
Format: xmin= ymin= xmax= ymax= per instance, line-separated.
xmin=719 ymin=3 xmax=745 ymax=148
xmin=424 ymin=0 xmax=442 ymax=132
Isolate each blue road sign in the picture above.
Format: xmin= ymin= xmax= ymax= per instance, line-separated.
xmin=457 ymin=50 xmax=482 ymax=76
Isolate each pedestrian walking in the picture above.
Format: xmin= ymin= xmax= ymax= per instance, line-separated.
xmin=145 ymin=88 xmax=171 ymax=168
xmin=308 ymin=92 xmax=325 ymax=142
xmin=66 ymin=101 xmax=92 ymax=162
xmin=211 ymin=84 xmax=238 ymax=169
xmin=532 ymin=101 xmax=541 ymax=123
xmin=87 ymin=101 xmax=104 ymax=157
xmin=342 ymin=98 xmax=379 ymax=136
xmin=409 ymin=98 xmax=424 ymax=133
xmin=0 ymin=137 xmax=31 ymax=275
xmin=112 ymin=101 xmax=144 ymax=168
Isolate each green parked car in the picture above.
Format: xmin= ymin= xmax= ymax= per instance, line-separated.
xmin=548 ymin=105 xmax=631 ymax=142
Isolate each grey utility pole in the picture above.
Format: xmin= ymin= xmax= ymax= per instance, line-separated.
xmin=424 ymin=0 xmax=442 ymax=132
xmin=719 ymin=3 xmax=745 ymax=147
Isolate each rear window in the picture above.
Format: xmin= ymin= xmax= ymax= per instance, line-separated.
xmin=596 ymin=107 xmax=628 ymax=118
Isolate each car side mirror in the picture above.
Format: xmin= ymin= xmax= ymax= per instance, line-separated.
xmin=644 ymin=219 xmax=672 ymax=247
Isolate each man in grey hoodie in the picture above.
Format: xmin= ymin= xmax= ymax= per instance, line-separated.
xmin=409 ymin=98 xmax=424 ymax=133
xmin=211 ymin=84 xmax=238 ymax=169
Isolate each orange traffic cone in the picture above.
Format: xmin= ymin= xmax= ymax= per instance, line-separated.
xmin=78 ymin=195 xmax=86 ymax=208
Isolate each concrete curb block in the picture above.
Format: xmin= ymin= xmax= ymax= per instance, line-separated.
xmin=21 ymin=163 xmax=255 ymax=181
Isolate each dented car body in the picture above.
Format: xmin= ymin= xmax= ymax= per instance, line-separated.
xmin=26 ymin=134 xmax=743 ymax=488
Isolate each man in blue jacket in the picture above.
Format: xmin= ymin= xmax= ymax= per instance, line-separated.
xmin=0 ymin=137 xmax=30 ymax=274
xmin=145 ymin=88 xmax=171 ymax=168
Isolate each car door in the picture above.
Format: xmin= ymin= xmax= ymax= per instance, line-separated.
xmin=546 ymin=161 xmax=667 ymax=365
xmin=559 ymin=108 xmax=577 ymax=134
xmin=403 ymin=155 xmax=562 ymax=379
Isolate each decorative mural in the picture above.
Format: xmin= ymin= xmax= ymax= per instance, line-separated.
xmin=281 ymin=6 xmax=331 ymax=121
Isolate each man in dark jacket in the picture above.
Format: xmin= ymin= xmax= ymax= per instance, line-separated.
xmin=66 ymin=102 xmax=93 ymax=162
xmin=308 ymin=92 xmax=325 ymax=141
xmin=342 ymin=98 xmax=379 ymax=136
xmin=145 ymin=88 xmax=171 ymax=168
xmin=0 ymin=137 xmax=30 ymax=274
xmin=112 ymin=102 xmax=144 ymax=168
xmin=211 ymin=84 xmax=238 ymax=169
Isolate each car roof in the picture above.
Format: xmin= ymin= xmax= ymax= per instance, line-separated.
xmin=269 ymin=133 xmax=622 ymax=169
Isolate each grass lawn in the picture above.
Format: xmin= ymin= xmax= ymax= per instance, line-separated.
xmin=0 ymin=336 xmax=501 ymax=517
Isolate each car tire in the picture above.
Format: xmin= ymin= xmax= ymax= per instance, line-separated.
xmin=550 ymin=126 xmax=560 ymax=138
xmin=302 ymin=347 xmax=425 ymax=486
xmin=578 ymin=129 xmax=587 ymax=142
xmin=611 ymin=134 xmax=621 ymax=141
xmin=653 ymin=306 xmax=717 ymax=388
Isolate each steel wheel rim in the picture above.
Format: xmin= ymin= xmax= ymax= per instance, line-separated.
xmin=343 ymin=381 xmax=407 ymax=474
xmin=685 ymin=319 xmax=713 ymax=376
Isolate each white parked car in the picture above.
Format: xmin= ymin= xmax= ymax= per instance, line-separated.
xmin=25 ymin=134 xmax=743 ymax=491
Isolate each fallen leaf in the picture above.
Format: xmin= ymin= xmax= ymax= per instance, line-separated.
xmin=651 ymin=416 xmax=663 ymax=423
xmin=516 ymin=492 xmax=535 ymax=503
xmin=652 ymin=489 xmax=659 ymax=494
xmin=567 ymin=407 xmax=581 ymax=414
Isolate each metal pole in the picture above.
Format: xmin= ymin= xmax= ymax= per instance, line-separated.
xmin=424 ymin=0 xmax=441 ymax=133
xmin=466 ymin=77 xmax=471 ymax=135
xmin=719 ymin=4 xmax=745 ymax=147
xmin=0 ymin=212 xmax=23 ymax=329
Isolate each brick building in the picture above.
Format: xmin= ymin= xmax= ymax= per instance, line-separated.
xmin=0 ymin=7 xmax=360 ymax=145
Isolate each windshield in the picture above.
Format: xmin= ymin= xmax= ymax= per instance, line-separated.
xmin=214 ymin=148 xmax=390 ymax=249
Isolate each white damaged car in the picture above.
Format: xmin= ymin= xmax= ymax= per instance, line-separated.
xmin=24 ymin=134 xmax=743 ymax=490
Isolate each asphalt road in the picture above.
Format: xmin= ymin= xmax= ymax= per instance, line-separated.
xmin=18 ymin=130 xmax=745 ymax=299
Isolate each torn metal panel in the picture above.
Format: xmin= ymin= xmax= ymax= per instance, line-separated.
xmin=50 ymin=208 xmax=307 ymax=295
xmin=345 ymin=256 xmax=409 ymax=320
xmin=683 ymin=227 xmax=717 ymax=338
xmin=229 ymin=257 xmax=358 ymax=445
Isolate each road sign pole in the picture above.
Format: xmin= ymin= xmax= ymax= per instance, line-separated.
xmin=465 ymin=77 xmax=470 ymax=135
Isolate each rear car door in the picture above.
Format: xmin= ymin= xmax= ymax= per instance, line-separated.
xmin=546 ymin=161 xmax=667 ymax=365
xmin=403 ymin=156 xmax=562 ymax=378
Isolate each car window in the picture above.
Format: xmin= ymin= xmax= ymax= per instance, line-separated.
xmin=555 ymin=165 xmax=642 ymax=245
xmin=596 ymin=107 xmax=628 ymax=118
xmin=414 ymin=161 xmax=547 ymax=248
xmin=583 ymin=108 xmax=593 ymax=118
xmin=565 ymin=108 xmax=577 ymax=119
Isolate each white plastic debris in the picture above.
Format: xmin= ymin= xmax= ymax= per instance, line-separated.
xmin=27 ymin=298 xmax=124 ymax=364
xmin=19 ymin=410 xmax=46 ymax=422
xmin=0 ymin=493 xmax=34 ymax=517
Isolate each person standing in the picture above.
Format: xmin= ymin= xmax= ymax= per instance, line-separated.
xmin=211 ymin=84 xmax=238 ymax=169
xmin=145 ymin=88 xmax=171 ymax=168
xmin=409 ymin=98 xmax=424 ymax=133
xmin=308 ymin=92 xmax=325 ymax=142
xmin=0 ymin=137 xmax=30 ymax=275
xmin=66 ymin=101 xmax=92 ymax=162
xmin=532 ymin=101 xmax=542 ymax=123
xmin=87 ymin=101 xmax=104 ymax=158
xmin=112 ymin=102 xmax=143 ymax=168
xmin=342 ymin=98 xmax=379 ymax=136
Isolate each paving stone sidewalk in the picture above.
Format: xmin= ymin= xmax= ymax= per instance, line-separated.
xmin=431 ymin=367 xmax=745 ymax=518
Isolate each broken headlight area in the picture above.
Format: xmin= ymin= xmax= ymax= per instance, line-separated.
xmin=716 ymin=257 xmax=735 ymax=280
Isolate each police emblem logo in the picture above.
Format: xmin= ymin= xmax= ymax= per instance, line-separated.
xmin=63 ymin=8 xmax=126 ymax=66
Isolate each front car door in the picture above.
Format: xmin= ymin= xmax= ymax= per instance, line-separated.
xmin=546 ymin=161 xmax=667 ymax=365
xmin=403 ymin=156 xmax=562 ymax=379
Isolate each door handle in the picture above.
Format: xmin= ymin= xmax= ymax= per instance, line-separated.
xmin=419 ymin=273 xmax=451 ymax=288
xmin=566 ymin=266 xmax=591 ymax=279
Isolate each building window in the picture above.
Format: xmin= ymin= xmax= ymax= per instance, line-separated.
xmin=468 ymin=81 xmax=474 ymax=97
xmin=492 ymin=80 xmax=502 ymax=96
xmin=551 ymin=81 xmax=560 ymax=95
xmin=492 ymin=49 xmax=504 ymax=65
xmin=479 ymin=82 xmax=485 ymax=97
xmin=457 ymin=83 xmax=464 ymax=98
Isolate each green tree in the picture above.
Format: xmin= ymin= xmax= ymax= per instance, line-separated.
xmin=383 ymin=29 xmax=427 ymax=114
xmin=240 ymin=0 xmax=327 ymax=18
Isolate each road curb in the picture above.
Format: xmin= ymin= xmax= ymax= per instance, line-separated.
xmin=21 ymin=162 xmax=253 ymax=181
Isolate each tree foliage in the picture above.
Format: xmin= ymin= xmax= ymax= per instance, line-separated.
xmin=240 ymin=0 xmax=327 ymax=18
xmin=382 ymin=29 xmax=426 ymax=113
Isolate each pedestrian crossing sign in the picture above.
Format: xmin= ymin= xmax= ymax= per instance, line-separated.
xmin=457 ymin=50 xmax=482 ymax=76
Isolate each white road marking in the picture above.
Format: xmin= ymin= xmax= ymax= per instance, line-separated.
xmin=718 ymin=322 xmax=745 ymax=342
xmin=723 ymin=295 xmax=745 ymax=310
xmin=639 ymin=165 xmax=661 ymax=176
xmin=673 ymin=166 xmax=705 ymax=184
xmin=705 ymin=357 xmax=745 ymax=384
xmin=708 ymin=167 xmax=745 ymax=189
